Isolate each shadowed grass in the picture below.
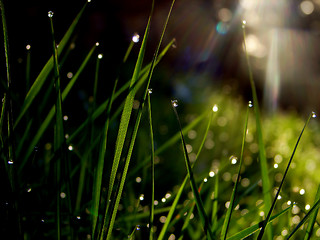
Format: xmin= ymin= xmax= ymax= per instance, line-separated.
xmin=304 ymin=185 xmax=320 ymax=240
xmin=14 ymin=2 xmax=89 ymax=128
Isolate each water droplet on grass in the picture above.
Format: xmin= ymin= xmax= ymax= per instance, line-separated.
xmin=212 ymin=104 xmax=218 ymax=112
xmin=248 ymin=101 xmax=253 ymax=107
xmin=98 ymin=54 xmax=103 ymax=59
xmin=48 ymin=11 xmax=54 ymax=18
xmin=242 ymin=20 xmax=246 ymax=28
xmin=171 ymin=100 xmax=178 ymax=108
xmin=132 ymin=33 xmax=140 ymax=43
xmin=312 ymin=111 xmax=316 ymax=118
xmin=148 ymin=88 xmax=153 ymax=94
xmin=8 ymin=160 xmax=14 ymax=165
xmin=26 ymin=45 xmax=31 ymax=50
xmin=136 ymin=225 xmax=141 ymax=230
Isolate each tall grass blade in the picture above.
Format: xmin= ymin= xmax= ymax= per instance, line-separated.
xmin=211 ymin=171 xmax=219 ymax=233
xmin=227 ymin=206 xmax=292 ymax=240
xmin=257 ymin=113 xmax=313 ymax=240
xmin=19 ymin=45 xmax=96 ymax=172
xmin=287 ymin=198 xmax=320 ymax=239
xmin=92 ymin=78 xmax=118 ymax=239
xmin=304 ymin=185 xmax=320 ymax=240
xmin=14 ymin=2 xmax=88 ymax=127
xmin=147 ymin=91 xmax=155 ymax=240
xmin=242 ymin=23 xmax=273 ymax=240
xmin=158 ymin=110 xmax=213 ymax=240
xmin=221 ymin=105 xmax=249 ymax=240
xmin=49 ymin=13 xmax=65 ymax=240
xmin=172 ymin=104 xmax=214 ymax=240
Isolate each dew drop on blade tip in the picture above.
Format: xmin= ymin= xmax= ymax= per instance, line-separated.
xmin=48 ymin=11 xmax=54 ymax=18
xmin=148 ymin=88 xmax=153 ymax=94
xmin=8 ymin=160 xmax=14 ymax=165
xmin=212 ymin=104 xmax=218 ymax=112
xmin=171 ymin=99 xmax=178 ymax=108
xmin=312 ymin=111 xmax=316 ymax=118
xmin=248 ymin=101 xmax=253 ymax=107
xmin=242 ymin=20 xmax=246 ymax=28
xmin=132 ymin=33 xmax=140 ymax=43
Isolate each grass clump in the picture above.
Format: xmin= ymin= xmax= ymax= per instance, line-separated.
xmin=1 ymin=1 xmax=320 ymax=240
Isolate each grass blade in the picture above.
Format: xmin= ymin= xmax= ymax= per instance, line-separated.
xmin=18 ymin=45 xmax=96 ymax=172
xmin=172 ymin=102 xmax=214 ymax=240
xmin=147 ymin=91 xmax=155 ymax=240
xmin=221 ymin=104 xmax=249 ymax=240
xmin=242 ymin=22 xmax=273 ymax=240
xmin=304 ymin=185 xmax=320 ymax=240
xmin=14 ymin=2 xmax=88 ymax=127
xmin=257 ymin=113 xmax=313 ymax=239
xmin=227 ymin=206 xmax=292 ymax=240
xmin=158 ymin=110 xmax=214 ymax=240
xmin=287 ymin=198 xmax=320 ymax=239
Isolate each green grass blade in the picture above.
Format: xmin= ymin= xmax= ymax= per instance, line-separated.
xmin=257 ymin=113 xmax=313 ymax=240
xmin=221 ymin=105 xmax=249 ymax=240
xmin=227 ymin=206 xmax=292 ymax=240
xmin=18 ymin=45 xmax=96 ymax=172
xmin=242 ymin=22 xmax=273 ymax=240
xmin=304 ymin=185 xmax=320 ymax=240
xmin=92 ymin=78 xmax=118 ymax=239
xmin=100 ymin=3 xmax=155 ymax=239
xmin=14 ymin=2 xmax=88 ymax=127
xmin=287 ymin=198 xmax=320 ymax=239
xmin=172 ymin=103 xmax=214 ymax=240
xmin=211 ymin=171 xmax=219 ymax=233
xmin=147 ymin=91 xmax=155 ymax=240
xmin=157 ymin=110 xmax=213 ymax=240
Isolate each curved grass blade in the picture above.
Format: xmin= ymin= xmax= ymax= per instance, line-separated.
xmin=257 ymin=113 xmax=313 ymax=240
xmin=172 ymin=103 xmax=214 ymax=240
xmin=242 ymin=22 xmax=273 ymax=240
xmin=304 ymin=185 xmax=320 ymax=240
xmin=14 ymin=2 xmax=89 ymax=127
xmin=147 ymin=91 xmax=155 ymax=240
xmin=18 ymin=45 xmax=96 ymax=172
xmin=227 ymin=206 xmax=292 ymax=240
xmin=287 ymin=198 xmax=320 ymax=239
xmin=221 ymin=105 xmax=249 ymax=240
xmin=158 ymin=110 xmax=214 ymax=240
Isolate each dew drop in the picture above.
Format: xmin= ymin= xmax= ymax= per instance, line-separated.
xmin=8 ymin=160 xmax=14 ymax=165
xmin=242 ymin=20 xmax=246 ymax=28
xmin=171 ymin=100 xmax=178 ymax=108
xmin=76 ymin=216 xmax=81 ymax=220
xmin=209 ymin=171 xmax=215 ymax=177
xmin=95 ymin=42 xmax=99 ymax=46
xmin=136 ymin=225 xmax=141 ymax=231
xmin=88 ymin=0 xmax=91 ymax=2
xmin=26 ymin=45 xmax=31 ymax=50
xmin=204 ymin=178 xmax=208 ymax=182
xmin=41 ymin=219 xmax=45 ymax=223
xmin=68 ymin=145 xmax=73 ymax=151
xmin=312 ymin=111 xmax=316 ymax=118
xmin=212 ymin=104 xmax=218 ymax=112
xmin=48 ymin=11 xmax=54 ymax=18
xmin=132 ymin=33 xmax=140 ymax=43
xmin=139 ymin=194 xmax=144 ymax=201
xmin=148 ymin=88 xmax=153 ymax=94
xmin=248 ymin=101 xmax=253 ymax=108
xmin=98 ymin=54 xmax=103 ymax=59
xmin=27 ymin=188 xmax=32 ymax=193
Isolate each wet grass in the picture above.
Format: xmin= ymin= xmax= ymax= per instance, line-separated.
xmin=1 ymin=0 xmax=320 ymax=239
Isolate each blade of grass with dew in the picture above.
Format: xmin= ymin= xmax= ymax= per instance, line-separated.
xmin=287 ymin=198 xmax=320 ymax=239
xmin=67 ymin=38 xmax=176 ymax=144
xmin=19 ymin=45 xmax=96 ymax=172
xmin=221 ymin=105 xmax=249 ymax=240
xmin=158 ymin=110 xmax=214 ymax=240
xmin=103 ymin=1 xmax=177 ymax=238
xmin=226 ymin=206 xmax=292 ymax=240
xmin=49 ymin=12 xmax=65 ymax=240
xmin=257 ymin=113 xmax=313 ymax=240
xmin=91 ymin=78 xmax=118 ymax=239
xmin=304 ymin=185 xmax=320 ymax=240
xmin=14 ymin=2 xmax=89 ymax=127
xmin=147 ymin=91 xmax=155 ymax=240
xmin=211 ymin=171 xmax=219 ymax=234
xmin=242 ymin=21 xmax=273 ymax=240
xmin=172 ymin=104 xmax=214 ymax=240
xmin=101 ymin=3 xmax=154 ymax=236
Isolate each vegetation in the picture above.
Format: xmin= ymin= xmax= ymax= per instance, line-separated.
xmin=1 ymin=0 xmax=320 ymax=239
